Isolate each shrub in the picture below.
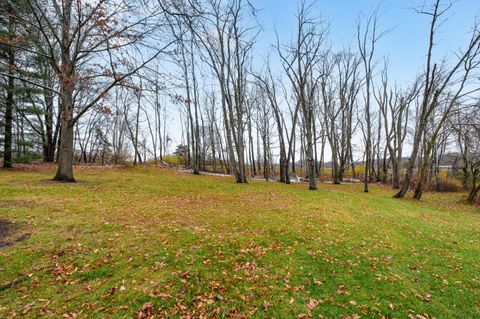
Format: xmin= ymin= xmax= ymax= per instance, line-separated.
xmin=110 ymin=152 xmax=130 ymax=164
xmin=432 ymin=180 xmax=459 ymax=192
xmin=14 ymin=153 xmax=42 ymax=164
xmin=163 ymin=155 xmax=181 ymax=167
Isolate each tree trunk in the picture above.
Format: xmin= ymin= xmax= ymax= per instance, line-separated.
xmin=3 ymin=62 xmax=14 ymax=168
xmin=314 ymin=126 xmax=318 ymax=177
xmin=392 ymin=160 xmax=400 ymax=189
xmin=3 ymin=6 xmax=15 ymax=168
xmin=319 ymin=135 xmax=325 ymax=181
xmin=54 ymin=60 xmax=76 ymax=183
xmin=332 ymin=151 xmax=340 ymax=184
xmin=210 ymin=123 xmax=217 ymax=173
xmin=394 ymin=120 xmax=423 ymax=198
xmin=54 ymin=119 xmax=75 ymax=182
xmin=291 ymin=130 xmax=296 ymax=174
xmin=364 ymin=140 xmax=370 ymax=192
xmin=190 ymin=45 xmax=201 ymax=175
xmin=305 ymin=116 xmax=317 ymax=190
xmin=467 ymin=175 xmax=480 ymax=203
xmin=236 ymin=129 xmax=247 ymax=183
xmin=413 ymin=143 xmax=431 ymax=200
xmin=248 ymin=111 xmax=256 ymax=177
xmin=43 ymin=78 xmax=57 ymax=162
xmin=382 ymin=147 xmax=388 ymax=184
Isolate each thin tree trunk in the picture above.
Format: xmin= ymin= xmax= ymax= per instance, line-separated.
xmin=3 ymin=5 xmax=15 ymax=168
xmin=305 ymin=114 xmax=317 ymax=190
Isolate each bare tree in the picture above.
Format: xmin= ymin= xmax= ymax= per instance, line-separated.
xmin=163 ymin=0 xmax=258 ymax=183
xmin=357 ymin=8 xmax=386 ymax=192
xmin=395 ymin=0 xmax=480 ymax=198
xmin=374 ymin=63 xmax=419 ymax=188
xmin=254 ymin=63 xmax=290 ymax=183
xmin=451 ymin=106 xmax=480 ymax=203
xmin=277 ymin=0 xmax=327 ymax=190
xmin=320 ymin=51 xmax=361 ymax=184
xmin=3 ymin=0 xmax=171 ymax=181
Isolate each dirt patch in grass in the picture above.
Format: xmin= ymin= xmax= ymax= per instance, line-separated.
xmin=0 ymin=219 xmax=30 ymax=248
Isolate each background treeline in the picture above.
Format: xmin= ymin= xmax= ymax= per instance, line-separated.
xmin=0 ymin=0 xmax=479 ymax=203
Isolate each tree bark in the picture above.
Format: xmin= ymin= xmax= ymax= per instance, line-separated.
xmin=54 ymin=118 xmax=75 ymax=182
xmin=467 ymin=176 xmax=480 ymax=203
xmin=394 ymin=119 xmax=423 ymax=198
xmin=305 ymin=114 xmax=317 ymax=190
xmin=413 ymin=142 xmax=432 ymax=199
xmin=3 ymin=4 xmax=15 ymax=168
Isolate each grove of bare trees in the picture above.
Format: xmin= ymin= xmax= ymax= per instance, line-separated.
xmin=1 ymin=0 xmax=479 ymax=203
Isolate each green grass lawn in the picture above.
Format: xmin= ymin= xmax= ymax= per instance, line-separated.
xmin=0 ymin=166 xmax=479 ymax=318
